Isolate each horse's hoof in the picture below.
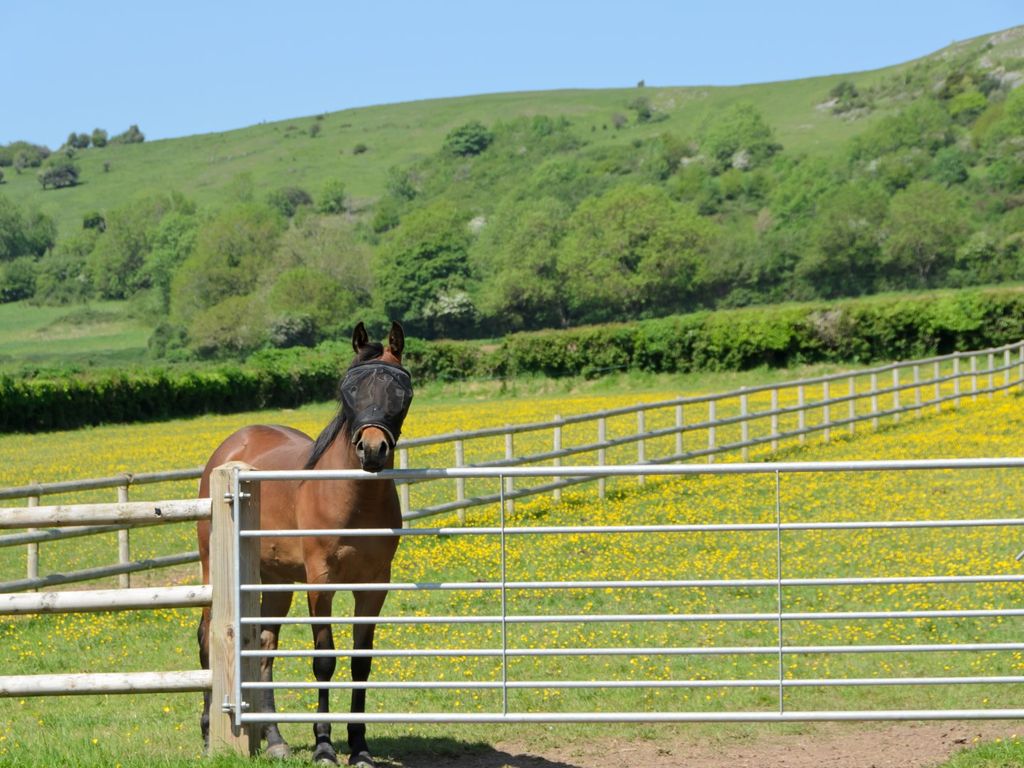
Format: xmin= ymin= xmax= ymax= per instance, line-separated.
xmin=265 ymin=742 xmax=292 ymax=760
xmin=313 ymin=742 xmax=340 ymax=764
xmin=349 ymin=751 xmax=376 ymax=768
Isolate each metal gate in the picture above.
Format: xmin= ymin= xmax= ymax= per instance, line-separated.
xmin=220 ymin=459 xmax=1024 ymax=732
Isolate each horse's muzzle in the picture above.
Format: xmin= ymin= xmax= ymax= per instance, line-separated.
xmin=354 ymin=426 xmax=392 ymax=473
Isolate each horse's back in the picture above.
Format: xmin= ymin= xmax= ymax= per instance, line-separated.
xmin=199 ymin=424 xmax=312 ymax=496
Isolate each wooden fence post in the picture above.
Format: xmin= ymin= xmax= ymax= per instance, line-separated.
xmin=398 ymin=448 xmax=410 ymax=520
xmin=208 ymin=462 xmax=260 ymax=757
xmin=970 ymin=355 xmax=978 ymax=401
xmin=797 ymin=386 xmax=806 ymax=444
xmin=26 ymin=489 xmax=38 ymax=589
xmin=454 ymin=437 xmax=466 ymax=524
xmin=848 ymin=376 xmax=856 ymax=436
xmin=707 ymin=401 xmax=716 ymax=463
xmin=892 ymin=368 xmax=901 ymax=424
xmin=822 ymin=381 xmax=831 ymax=443
xmin=553 ymin=416 xmax=562 ymax=503
xmin=675 ymin=405 xmax=684 ymax=457
xmin=740 ymin=391 xmax=749 ymax=461
xmin=870 ymin=373 xmax=879 ymax=430
xmin=637 ymin=411 xmax=646 ymax=485
xmin=117 ymin=484 xmax=131 ymax=589
xmin=770 ymin=389 xmax=779 ymax=452
xmin=954 ymin=357 xmax=962 ymax=407
xmin=504 ymin=430 xmax=515 ymax=515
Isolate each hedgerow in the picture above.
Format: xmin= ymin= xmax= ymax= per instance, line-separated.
xmin=2 ymin=288 xmax=1023 ymax=433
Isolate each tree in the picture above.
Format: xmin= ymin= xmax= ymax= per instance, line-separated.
xmin=88 ymin=193 xmax=193 ymax=299
xmin=796 ymin=181 xmax=888 ymax=298
xmin=556 ymin=184 xmax=714 ymax=323
xmin=91 ymin=128 xmax=108 ymax=148
xmin=66 ymin=132 xmax=90 ymax=149
xmin=702 ymin=102 xmax=781 ymax=173
xmin=0 ymin=198 xmax=56 ymax=260
xmin=139 ymin=211 xmax=199 ymax=311
xmin=268 ymin=266 xmax=358 ymax=342
xmin=266 ymin=186 xmax=313 ymax=218
xmin=470 ymin=196 xmax=570 ymax=331
xmin=32 ymin=232 xmax=98 ymax=304
xmin=187 ymin=294 xmax=268 ymax=358
xmin=37 ymin=158 xmax=79 ymax=190
xmin=316 ymin=179 xmax=346 ymax=214
xmin=170 ymin=203 xmax=284 ymax=320
xmin=0 ymin=256 xmax=37 ymax=302
xmin=628 ymin=96 xmax=652 ymax=123
xmin=443 ymin=121 xmax=493 ymax=157
xmin=83 ymin=211 xmax=106 ymax=231
xmin=373 ymin=200 xmax=473 ymax=337
xmin=881 ymin=180 xmax=969 ymax=289
xmin=110 ymin=124 xmax=145 ymax=144
xmin=849 ymin=99 xmax=952 ymax=160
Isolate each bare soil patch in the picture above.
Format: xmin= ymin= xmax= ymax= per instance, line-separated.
xmin=378 ymin=723 xmax=1021 ymax=768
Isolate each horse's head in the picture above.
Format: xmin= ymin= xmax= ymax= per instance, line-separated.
xmin=341 ymin=321 xmax=413 ymax=473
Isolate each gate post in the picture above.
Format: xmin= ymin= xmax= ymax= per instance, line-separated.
xmin=208 ymin=462 xmax=261 ymax=756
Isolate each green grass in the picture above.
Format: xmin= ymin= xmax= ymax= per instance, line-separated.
xmin=942 ymin=738 xmax=1024 ymax=767
xmin=2 ymin=374 xmax=1024 ymax=766
xmin=0 ymin=300 xmax=152 ymax=371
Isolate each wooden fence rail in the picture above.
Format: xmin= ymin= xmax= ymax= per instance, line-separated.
xmin=0 ymin=466 xmax=249 ymax=755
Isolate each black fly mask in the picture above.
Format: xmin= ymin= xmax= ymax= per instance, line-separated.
xmin=340 ymin=360 xmax=414 ymax=446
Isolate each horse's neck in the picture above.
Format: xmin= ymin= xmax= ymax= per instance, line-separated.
xmin=317 ymin=425 xmax=362 ymax=470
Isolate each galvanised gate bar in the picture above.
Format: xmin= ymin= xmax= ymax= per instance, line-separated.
xmin=219 ymin=458 xmax=1024 ymax=736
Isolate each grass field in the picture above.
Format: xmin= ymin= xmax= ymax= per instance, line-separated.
xmin=1 ymin=370 xmax=1024 ymax=766
xmin=0 ymin=301 xmax=152 ymax=370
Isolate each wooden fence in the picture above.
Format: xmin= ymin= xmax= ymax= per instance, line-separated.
xmin=0 ymin=465 xmax=257 ymax=754
xmin=2 ymin=341 xmax=1023 ymax=593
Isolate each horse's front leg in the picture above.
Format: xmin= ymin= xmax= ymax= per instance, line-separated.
xmin=348 ymin=589 xmax=389 ymax=768
xmin=308 ymin=589 xmax=339 ymax=765
xmin=260 ymin=589 xmax=294 ymax=759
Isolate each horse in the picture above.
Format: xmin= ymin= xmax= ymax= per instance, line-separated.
xmin=196 ymin=321 xmax=413 ymax=766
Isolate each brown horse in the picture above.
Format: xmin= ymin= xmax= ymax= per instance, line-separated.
xmin=196 ymin=321 xmax=413 ymax=766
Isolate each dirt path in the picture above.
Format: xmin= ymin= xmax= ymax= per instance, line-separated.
xmin=377 ymin=723 xmax=1021 ymax=768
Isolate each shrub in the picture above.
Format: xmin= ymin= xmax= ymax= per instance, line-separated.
xmin=37 ymin=158 xmax=79 ymax=190
xmin=91 ymin=128 xmax=108 ymax=148
xmin=110 ymin=124 xmax=145 ymax=144
xmin=443 ymin=121 xmax=493 ymax=156
xmin=267 ymin=186 xmax=313 ymax=218
xmin=317 ymin=179 xmax=347 ymax=214
xmin=0 ymin=256 xmax=37 ymax=302
xmin=83 ymin=211 xmax=106 ymax=231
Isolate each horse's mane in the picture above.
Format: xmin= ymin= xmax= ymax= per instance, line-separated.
xmin=304 ymin=342 xmax=384 ymax=469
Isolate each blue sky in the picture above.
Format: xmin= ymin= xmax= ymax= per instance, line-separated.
xmin=3 ymin=1 xmax=1022 ymax=148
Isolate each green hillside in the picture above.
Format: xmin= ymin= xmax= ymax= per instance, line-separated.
xmin=2 ymin=24 xmax=1024 ymax=363
xmin=1 ymin=81 xmax=892 ymax=238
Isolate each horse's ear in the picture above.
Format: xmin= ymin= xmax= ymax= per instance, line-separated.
xmin=351 ymin=321 xmax=370 ymax=353
xmin=388 ymin=321 xmax=405 ymax=359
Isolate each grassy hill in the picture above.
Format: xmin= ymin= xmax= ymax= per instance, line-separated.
xmin=0 ymin=67 xmax=923 ymax=237
xmin=4 ymin=26 xmax=1020 ymax=237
